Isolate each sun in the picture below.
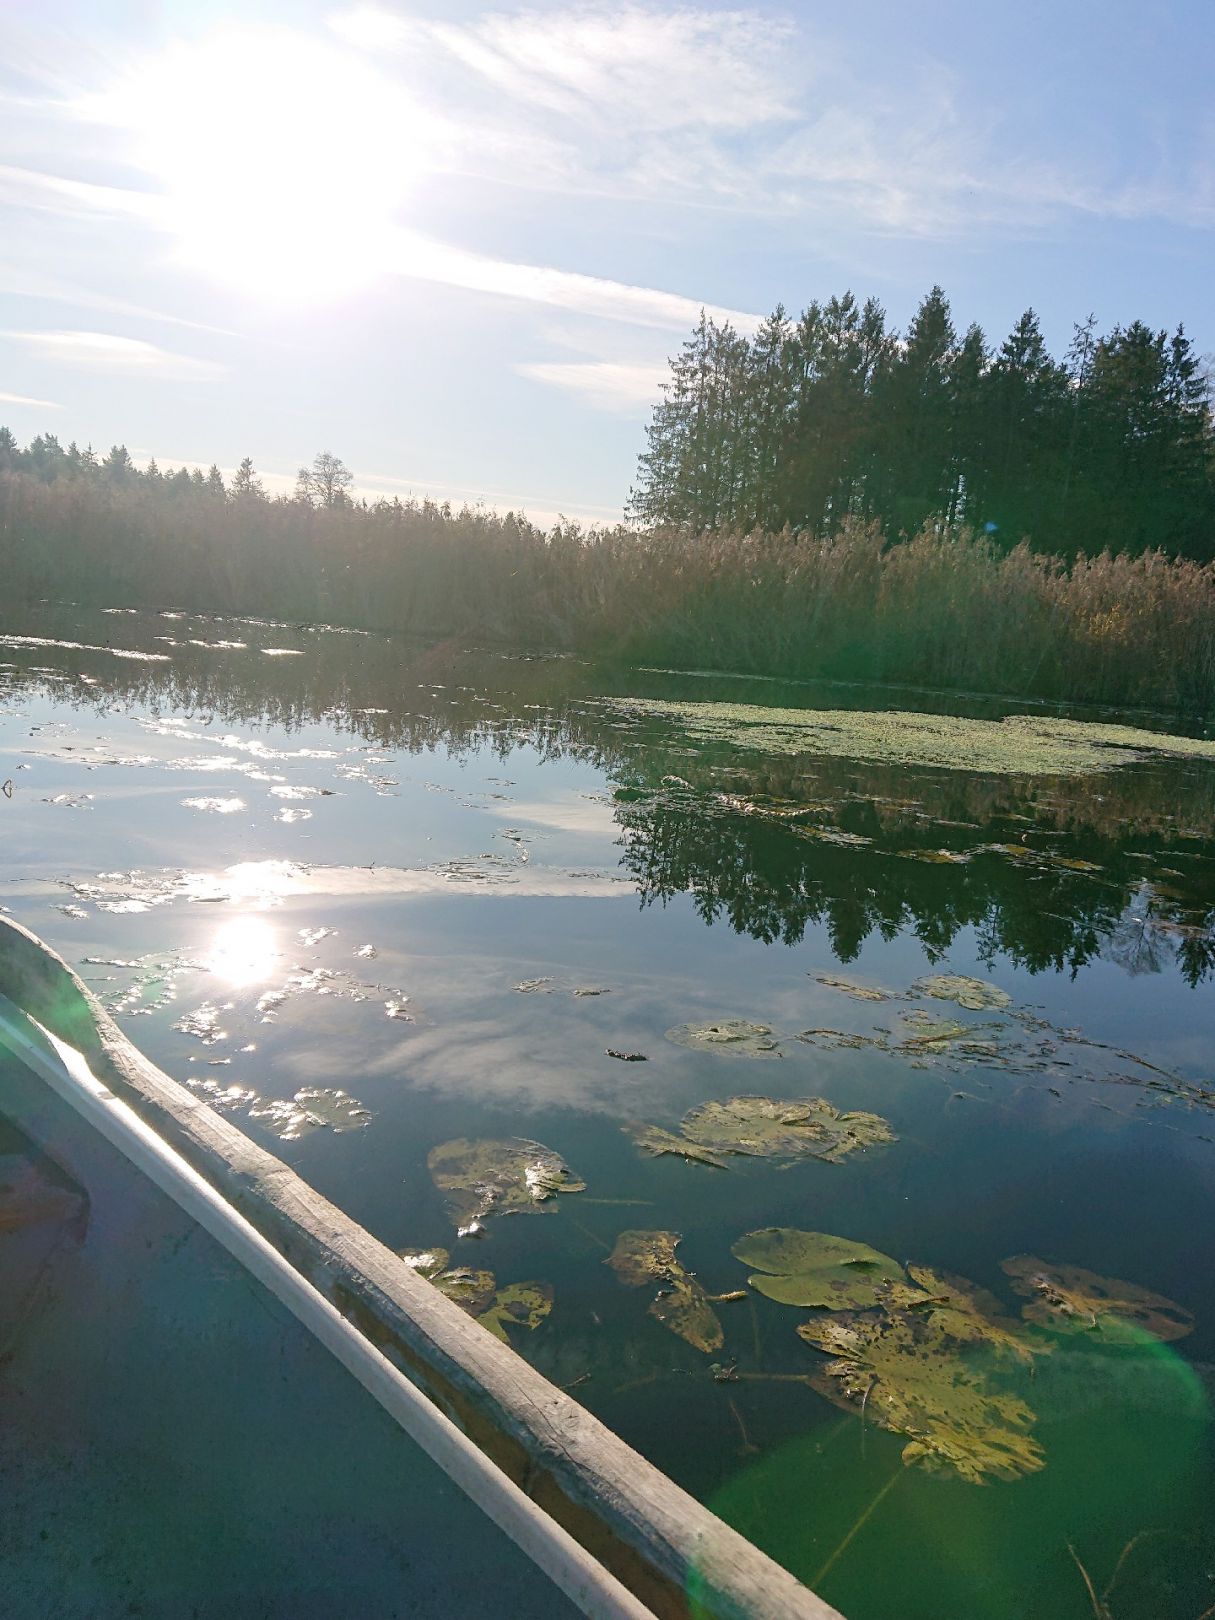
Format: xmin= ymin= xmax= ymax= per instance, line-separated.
xmin=103 ymin=27 xmax=422 ymax=301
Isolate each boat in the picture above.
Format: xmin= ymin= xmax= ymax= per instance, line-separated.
xmin=0 ymin=917 xmax=838 ymax=1620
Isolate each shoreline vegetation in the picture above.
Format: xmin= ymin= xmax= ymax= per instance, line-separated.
xmin=2 ymin=440 xmax=1214 ymax=724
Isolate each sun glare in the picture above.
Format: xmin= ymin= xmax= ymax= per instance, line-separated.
xmin=207 ymin=917 xmax=279 ymax=988
xmin=106 ymin=28 xmax=421 ymax=300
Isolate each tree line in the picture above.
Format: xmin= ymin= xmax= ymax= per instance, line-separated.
xmin=628 ymin=288 xmax=1215 ymax=560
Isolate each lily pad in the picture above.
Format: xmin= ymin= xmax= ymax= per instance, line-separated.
xmin=665 ymin=1018 xmax=782 ymax=1058
xmin=400 ymin=1250 xmax=552 ymax=1340
xmin=679 ymin=1096 xmax=896 ymax=1165
xmin=1001 ymin=1256 xmax=1194 ymax=1345
xmin=399 ymin=1247 xmax=450 ymax=1279
xmin=915 ymin=975 xmax=1012 ymax=1012
xmin=606 ymin=1230 xmax=724 ymax=1353
xmin=427 ymin=1137 xmax=586 ymax=1234
xmin=478 ymin=1281 xmax=554 ymax=1343
xmin=904 ymin=1266 xmax=1044 ymax=1366
xmin=798 ymin=1308 xmax=1044 ymax=1484
xmin=432 ymin=1266 xmax=498 ymax=1315
xmin=623 ymin=1123 xmax=728 ymax=1168
xmin=815 ymin=976 xmax=893 ymax=1003
xmin=732 ymin=1228 xmax=915 ymax=1308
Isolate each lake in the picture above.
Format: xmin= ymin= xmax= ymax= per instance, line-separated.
xmin=2 ymin=602 xmax=1214 ymax=1620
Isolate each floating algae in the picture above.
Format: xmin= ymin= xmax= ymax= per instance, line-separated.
xmin=1001 ymin=1256 xmax=1194 ymax=1344
xmin=814 ymin=975 xmax=893 ymax=1003
xmin=603 ymin=697 xmax=1215 ymax=777
xmin=626 ymin=1096 xmax=895 ymax=1169
xmin=427 ymin=1137 xmax=586 ymax=1234
xmin=606 ymin=1230 xmax=724 ymax=1353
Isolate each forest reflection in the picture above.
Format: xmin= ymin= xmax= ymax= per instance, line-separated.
xmin=4 ymin=607 xmax=1213 ymax=984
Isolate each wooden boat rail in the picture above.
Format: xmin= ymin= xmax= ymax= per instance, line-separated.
xmin=0 ymin=917 xmax=841 ymax=1620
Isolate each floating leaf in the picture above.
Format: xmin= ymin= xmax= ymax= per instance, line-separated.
xmin=624 ymin=1122 xmax=728 ymax=1168
xmin=606 ymin=1230 xmax=724 ymax=1353
xmin=915 ymin=975 xmax=1012 ymax=1011
xmin=665 ymin=1018 xmax=782 ymax=1058
xmin=679 ymin=1096 xmax=895 ymax=1165
xmin=1001 ymin=1256 xmax=1194 ymax=1345
xmin=427 ymin=1137 xmax=586 ymax=1234
xmin=248 ymin=1087 xmax=372 ymax=1141
xmin=815 ymin=976 xmax=892 ymax=1002
xmin=478 ymin=1281 xmax=554 ymax=1342
xmin=798 ymin=1309 xmax=1044 ymax=1484
xmin=732 ymin=1228 xmax=914 ymax=1308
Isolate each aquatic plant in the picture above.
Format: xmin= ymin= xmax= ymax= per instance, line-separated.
xmin=1002 ymin=1256 xmax=1194 ymax=1344
xmin=626 ymin=1096 xmax=896 ymax=1169
xmin=606 ymin=1230 xmax=726 ymax=1353
xmin=427 ymin=1137 xmax=586 ymax=1234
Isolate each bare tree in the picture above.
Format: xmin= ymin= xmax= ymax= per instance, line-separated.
xmin=295 ymin=451 xmax=353 ymax=508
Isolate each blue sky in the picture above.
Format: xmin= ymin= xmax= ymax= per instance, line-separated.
xmin=2 ymin=0 xmax=1212 ymax=524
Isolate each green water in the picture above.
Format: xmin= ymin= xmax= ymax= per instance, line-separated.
xmin=2 ymin=603 xmax=1213 ymax=1620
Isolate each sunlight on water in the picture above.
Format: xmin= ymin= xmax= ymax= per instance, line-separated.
xmin=205 ymin=917 xmax=280 ymax=988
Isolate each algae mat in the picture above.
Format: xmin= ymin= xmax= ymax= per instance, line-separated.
xmin=605 ymin=699 xmax=1215 ymax=777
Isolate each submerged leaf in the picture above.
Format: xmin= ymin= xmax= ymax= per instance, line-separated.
xmin=478 ymin=1281 xmax=554 ymax=1343
xmin=732 ymin=1228 xmax=914 ymax=1308
xmin=799 ymin=1309 xmax=1044 ymax=1485
xmin=427 ymin=1137 xmax=586 ymax=1233
xmin=665 ymin=1018 xmax=782 ymax=1058
xmin=680 ymin=1096 xmax=895 ymax=1164
xmin=606 ymin=1230 xmax=724 ymax=1353
xmin=1001 ymin=1256 xmax=1194 ymax=1344
xmin=915 ymin=975 xmax=1012 ymax=1012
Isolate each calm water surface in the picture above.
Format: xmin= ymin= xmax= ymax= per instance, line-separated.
xmin=2 ymin=604 xmax=1214 ymax=1620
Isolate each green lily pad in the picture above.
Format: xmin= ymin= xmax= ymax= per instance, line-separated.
xmin=478 ymin=1281 xmax=554 ymax=1343
xmin=680 ymin=1096 xmax=896 ymax=1164
xmin=665 ymin=1018 xmax=782 ymax=1058
xmin=427 ymin=1137 xmax=586 ymax=1234
xmin=1001 ymin=1256 xmax=1194 ymax=1344
xmin=606 ymin=1230 xmax=724 ymax=1353
xmin=732 ymin=1228 xmax=915 ymax=1308
xmin=798 ymin=1308 xmax=1044 ymax=1484
xmin=915 ymin=975 xmax=1012 ymax=1011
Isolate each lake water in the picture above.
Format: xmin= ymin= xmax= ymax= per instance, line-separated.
xmin=2 ymin=603 xmax=1213 ymax=1620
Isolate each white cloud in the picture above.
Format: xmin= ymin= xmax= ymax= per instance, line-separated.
xmin=0 ymin=389 xmax=61 ymax=409
xmin=3 ymin=330 xmax=224 ymax=380
xmin=515 ymin=359 xmax=667 ymax=411
xmin=0 ymin=163 xmax=159 ymax=221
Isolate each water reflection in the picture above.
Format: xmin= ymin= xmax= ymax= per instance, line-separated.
xmin=2 ymin=602 xmax=1213 ymax=986
xmin=206 ymin=917 xmax=280 ymax=986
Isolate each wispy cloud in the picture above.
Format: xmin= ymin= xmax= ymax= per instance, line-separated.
xmin=3 ymin=330 xmax=224 ymax=380
xmin=389 ymin=229 xmax=759 ymax=330
xmin=330 ymin=4 xmax=1215 ymax=238
xmin=0 ymin=389 xmax=61 ymax=409
xmin=515 ymin=359 xmax=668 ymax=411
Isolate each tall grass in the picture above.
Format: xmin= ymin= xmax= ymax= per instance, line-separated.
xmin=2 ymin=471 xmax=1213 ymax=716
